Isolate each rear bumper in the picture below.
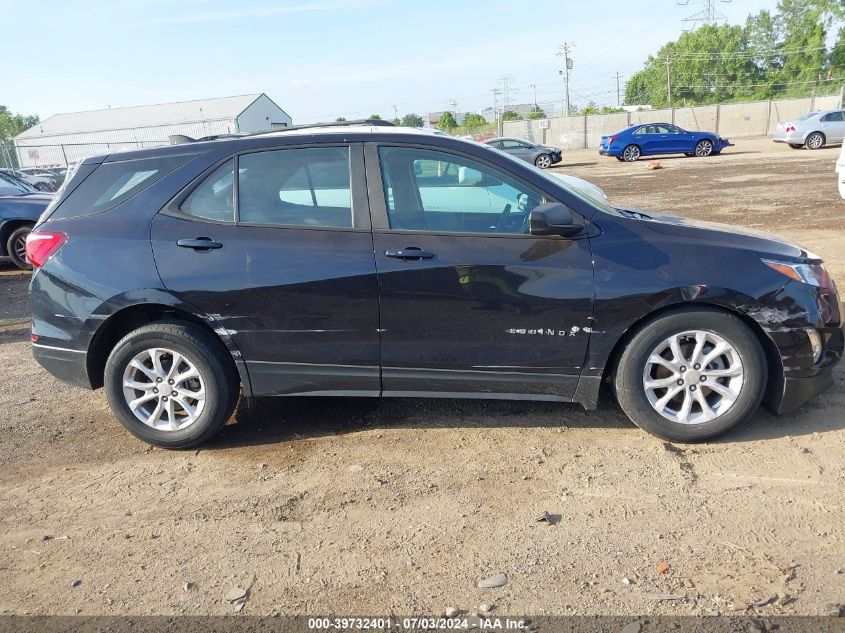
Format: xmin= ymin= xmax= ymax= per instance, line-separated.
xmin=773 ymin=131 xmax=804 ymax=144
xmin=32 ymin=343 xmax=93 ymax=389
xmin=599 ymin=147 xmax=620 ymax=157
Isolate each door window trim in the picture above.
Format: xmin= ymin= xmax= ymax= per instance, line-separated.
xmin=160 ymin=142 xmax=371 ymax=231
xmin=363 ymin=142 xmax=588 ymax=239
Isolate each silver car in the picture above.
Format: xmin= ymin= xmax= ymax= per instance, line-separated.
xmin=484 ymin=137 xmax=563 ymax=168
xmin=773 ymin=109 xmax=845 ymax=149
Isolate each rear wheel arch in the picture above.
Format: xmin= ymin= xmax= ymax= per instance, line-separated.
xmin=86 ymin=303 xmax=244 ymax=392
xmin=600 ymin=301 xmax=782 ymax=401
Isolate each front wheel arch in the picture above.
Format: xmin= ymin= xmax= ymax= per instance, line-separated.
xmin=601 ymin=302 xmax=782 ymax=405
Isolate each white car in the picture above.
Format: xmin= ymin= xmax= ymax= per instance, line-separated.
xmin=837 ymin=143 xmax=845 ymax=199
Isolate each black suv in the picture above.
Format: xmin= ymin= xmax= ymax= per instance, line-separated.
xmin=27 ymin=122 xmax=843 ymax=448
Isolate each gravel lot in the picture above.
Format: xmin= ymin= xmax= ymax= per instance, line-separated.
xmin=1 ymin=137 xmax=843 ymax=617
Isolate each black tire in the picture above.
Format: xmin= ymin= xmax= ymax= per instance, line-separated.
xmin=534 ymin=153 xmax=552 ymax=169
xmin=694 ymin=139 xmax=714 ymax=157
xmin=615 ymin=156 xmax=625 ymax=162
xmin=6 ymin=225 xmax=32 ymax=270
xmin=805 ymin=132 xmax=825 ymax=150
xmin=104 ymin=321 xmax=239 ymax=448
xmin=684 ymin=152 xmax=694 ymax=157
xmin=622 ymin=145 xmax=641 ymax=162
xmin=614 ymin=308 xmax=766 ymax=442
xmin=788 ymin=143 xmax=803 ymax=149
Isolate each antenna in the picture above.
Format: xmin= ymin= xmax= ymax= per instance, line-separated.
xmin=678 ymin=0 xmax=731 ymax=30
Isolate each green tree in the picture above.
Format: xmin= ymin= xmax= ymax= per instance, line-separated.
xmin=0 ymin=106 xmax=39 ymax=141
xmin=335 ymin=116 xmax=347 ymax=122
xmin=500 ymin=110 xmax=521 ymax=121
xmin=527 ymin=105 xmax=547 ymax=119
xmin=462 ymin=112 xmax=487 ymax=127
xmin=400 ymin=113 xmax=424 ymax=127
xmin=437 ymin=111 xmax=458 ymax=131
xmin=366 ymin=114 xmax=382 ymax=121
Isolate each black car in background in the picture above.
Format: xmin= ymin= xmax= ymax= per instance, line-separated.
xmin=0 ymin=171 xmax=52 ymax=269
xmin=483 ymin=137 xmax=562 ymax=168
xmin=26 ymin=123 xmax=843 ymax=448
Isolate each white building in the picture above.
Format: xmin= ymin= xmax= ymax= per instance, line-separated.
xmin=14 ymin=93 xmax=291 ymax=167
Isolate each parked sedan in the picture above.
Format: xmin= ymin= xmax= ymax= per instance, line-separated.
xmin=773 ymin=110 xmax=845 ymax=149
xmin=600 ymin=123 xmax=732 ymax=161
xmin=484 ymin=137 xmax=562 ymax=168
xmin=0 ymin=171 xmax=52 ymax=269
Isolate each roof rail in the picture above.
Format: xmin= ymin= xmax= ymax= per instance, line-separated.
xmin=168 ymin=119 xmax=396 ymax=145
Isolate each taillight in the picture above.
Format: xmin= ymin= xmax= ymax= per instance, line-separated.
xmin=25 ymin=231 xmax=67 ymax=268
xmin=785 ymin=124 xmax=796 ymax=133
xmin=609 ymin=136 xmax=616 ymax=145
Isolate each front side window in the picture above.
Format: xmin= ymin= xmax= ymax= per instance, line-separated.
xmin=501 ymin=140 xmax=526 ymax=149
xmin=238 ymin=147 xmax=352 ymax=228
xmin=180 ymin=160 xmax=235 ymax=222
xmin=378 ymin=146 xmax=544 ymax=235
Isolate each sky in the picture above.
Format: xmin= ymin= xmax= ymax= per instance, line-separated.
xmin=3 ymin=0 xmax=782 ymax=124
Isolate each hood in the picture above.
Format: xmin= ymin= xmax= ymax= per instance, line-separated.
xmin=547 ymin=173 xmax=609 ymax=204
xmin=629 ymin=208 xmax=815 ymax=261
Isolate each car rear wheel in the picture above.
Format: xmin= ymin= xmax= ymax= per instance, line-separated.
xmin=7 ymin=225 xmax=32 ymax=270
xmin=806 ymin=132 xmax=825 ymax=150
xmin=104 ymin=321 xmax=239 ymax=448
xmin=534 ymin=154 xmax=552 ymax=169
xmin=614 ymin=308 xmax=766 ymax=442
xmin=694 ymin=139 xmax=714 ymax=157
xmin=622 ymin=145 xmax=641 ymax=162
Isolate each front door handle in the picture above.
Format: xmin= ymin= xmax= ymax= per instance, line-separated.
xmin=177 ymin=237 xmax=223 ymax=251
xmin=385 ymin=247 xmax=435 ymax=260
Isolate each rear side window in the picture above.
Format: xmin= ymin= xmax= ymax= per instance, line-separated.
xmin=237 ymin=147 xmax=352 ymax=228
xmin=51 ymin=154 xmax=193 ymax=219
xmin=179 ymin=160 xmax=235 ymax=222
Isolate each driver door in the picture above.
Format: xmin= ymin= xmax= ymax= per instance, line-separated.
xmin=366 ymin=144 xmax=595 ymax=399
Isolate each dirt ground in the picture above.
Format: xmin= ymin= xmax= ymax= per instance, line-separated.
xmin=1 ymin=137 xmax=843 ymax=618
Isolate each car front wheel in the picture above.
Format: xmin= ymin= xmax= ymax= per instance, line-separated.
xmin=534 ymin=154 xmax=552 ymax=169
xmin=104 ymin=321 xmax=239 ymax=448
xmin=694 ymin=139 xmax=714 ymax=157
xmin=614 ymin=308 xmax=766 ymax=442
xmin=7 ymin=225 xmax=32 ymax=270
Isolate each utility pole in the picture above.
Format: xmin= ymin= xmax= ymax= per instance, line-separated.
xmin=613 ymin=71 xmax=623 ymax=107
xmin=556 ymin=43 xmax=573 ymax=116
xmin=497 ymin=75 xmax=517 ymax=110
xmin=491 ymin=88 xmax=502 ymax=135
xmin=665 ymin=55 xmax=673 ymax=107
xmin=529 ymin=83 xmax=538 ymax=106
xmin=393 ymin=105 xmax=398 ymax=121
xmin=449 ymin=98 xmax=459 ymax=117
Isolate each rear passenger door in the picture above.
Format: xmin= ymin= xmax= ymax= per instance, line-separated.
xmin=820 ymin=111 xmax=845 ymax=143
xmin=151 ymin=144 xmax=381 ymax=396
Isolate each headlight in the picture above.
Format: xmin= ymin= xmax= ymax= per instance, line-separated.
xmin=762 ymin=258 xmax=835 ymax=290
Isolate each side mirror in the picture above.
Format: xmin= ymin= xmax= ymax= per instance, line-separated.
xmin=529 ymin=202 xmax=583 ymax=237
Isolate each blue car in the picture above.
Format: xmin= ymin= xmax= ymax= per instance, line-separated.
xmin=600 ymin=123 xmax=732 ymax=162
xmin=0 ymin=171 xmax=52 ymax=269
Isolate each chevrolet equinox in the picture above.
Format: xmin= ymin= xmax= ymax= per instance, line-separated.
xmin=26 ymin=122 xmax=844 ymax=448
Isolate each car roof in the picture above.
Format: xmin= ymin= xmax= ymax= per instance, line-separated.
xmin=485 ymin=137 xmax=532 ymax=143
xmin=82 ymin=125 xmax=486 ymax=164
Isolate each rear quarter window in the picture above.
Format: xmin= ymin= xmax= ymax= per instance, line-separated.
xmin=50 ymin=153 xmax=194 ymax=220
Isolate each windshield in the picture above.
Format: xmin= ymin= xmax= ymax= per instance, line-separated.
xmin=0 ymin=172 xmax=34 ymax=195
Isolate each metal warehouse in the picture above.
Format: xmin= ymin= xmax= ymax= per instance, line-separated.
xmin=13 ymin=93 xmax=291 ymax=168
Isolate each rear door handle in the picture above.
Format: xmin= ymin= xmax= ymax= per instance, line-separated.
xmin=177 ymin=237 xmax=223 ymax=251
xmin=385 ymin=247 xmax=435 ymax=260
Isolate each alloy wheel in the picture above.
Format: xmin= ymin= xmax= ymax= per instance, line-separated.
xmin=535 ymin=155 xmax=551 ymax=169
xmin=13 ymin=234 xmax=27 ymax=263
xmin=695 ymin=140 xmax=713 ymax=157
xmin=642 ymin=330 xmax=744 ymax=425
xmin=122 ymin=347 xmax=206 ymax=430
xmin=623 ymin=146 xmax=640 ymax=161
xmin=807 ymin=133 xmax=824 ymax=150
